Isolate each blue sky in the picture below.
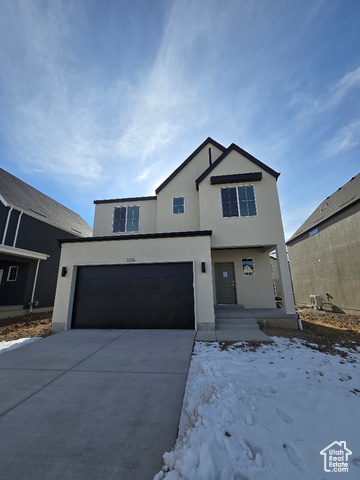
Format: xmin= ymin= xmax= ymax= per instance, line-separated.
xmin=1 ymin=0 xmax=359 ymax=240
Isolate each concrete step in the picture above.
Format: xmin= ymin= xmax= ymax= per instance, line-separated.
xmin=215 ymin=313 xmax=255 ymax=319
xmin=216 ymin=323 xmax=260 ymax=331
xmin=216 ymin=329 xmax=271 ymax=342
xmin=196 ymin=329 xmax=271 ymax=342
xmin=215 ymin=317 xmax=260 ymax=331
xmin=215 ymin=317 xmax=257 ymax=325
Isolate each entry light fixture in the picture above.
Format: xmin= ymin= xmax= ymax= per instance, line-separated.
xmin=61 ymin=267 xmax=68 ymax=277
xmin=201 ymin=262 xmax=206 ymax=273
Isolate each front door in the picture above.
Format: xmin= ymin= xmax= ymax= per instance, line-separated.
xmin=215 ymin=263 xmax=236 ymax=304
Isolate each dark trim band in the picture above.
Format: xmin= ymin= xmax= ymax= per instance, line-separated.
xmin=94 ymin=196 xmax=157 ymax=205
xmin=210 ymin=172 xmax=262 ymax=185
xmin=59 ymin=230 xmax=213 ymax=245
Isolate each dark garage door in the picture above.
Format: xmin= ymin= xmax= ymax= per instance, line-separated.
xmin=71 ymin=262 xmax=195 ymax=329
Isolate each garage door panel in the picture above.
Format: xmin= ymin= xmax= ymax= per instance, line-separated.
xmin=72 ymin=263 xmax=195 ymax=329
xmin=161 ymin=294 xmax=193 ymax=311
xmin=162 ymin=278 xmax=194 ymax=294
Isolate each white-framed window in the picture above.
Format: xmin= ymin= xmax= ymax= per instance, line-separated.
xmin=242 ymin=258 xmax=255 ymax=276
xmin=221 ymin=185 xmax=257 ymax=217
xmin=113 ymin=206 xmax=140 ymax=233
xmin=7 ymin=266 xmax=19 ymax=282
xmin=173 ymin=197 xmax=185 ymax=214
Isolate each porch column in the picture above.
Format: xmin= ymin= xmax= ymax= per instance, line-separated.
xmin=276 ymin=242 xmax=296 ymax=314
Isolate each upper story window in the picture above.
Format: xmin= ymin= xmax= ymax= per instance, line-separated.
xmin=173 ymin=197 xmax=185 ymax=214
xmin=7 ymin=266 xmax=18 ymax=281
xmin=221 ymin=185 xmax=257 ymax=218
xmin=113 ymin=206 xmax=140 ymax=233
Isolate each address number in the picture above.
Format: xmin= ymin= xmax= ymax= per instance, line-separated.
xmin=126 ymin=258 xmax=136 ymax=262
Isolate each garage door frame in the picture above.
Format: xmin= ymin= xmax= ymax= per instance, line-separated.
xmin=71 ymin=261 xmax=196 ymax=330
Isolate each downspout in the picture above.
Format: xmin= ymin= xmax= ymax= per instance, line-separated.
xmin=13 ymin=211 xmax=23 ymax=247
xmin=1 ymin=206 xmax=13 ymax=244
xmin=29 ymin=259 xmax=41 ymax=314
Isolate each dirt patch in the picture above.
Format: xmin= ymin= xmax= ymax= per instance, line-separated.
xmin=0 ymin=312 xmax=53 ymax=341
xmin=1 ymin=308 xmax=360 ymax=359
xmin=263 ymin=308 xmax=360 ymax=357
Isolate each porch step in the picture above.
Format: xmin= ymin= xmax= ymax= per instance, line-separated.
xmin=215 ymin=317 xmax=261 ymax=331
xmin=216 ymin=317 xmax=257 ymax=325
xmin=196 ymin=329 xmax=271 ymax=342
xmin=216 ymin=323 xmax=260 ymax=331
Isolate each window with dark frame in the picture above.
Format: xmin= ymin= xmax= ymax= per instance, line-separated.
xmin=7 ymin=266 xmax=18 ymax=282
xmin=113 ymin=206 xmax=140 ymax=233
xmin=242 ymin=258 xmax=255 ymax=276
xmin=221 ymin=185 xmax=257 ymax=218
xmin=173 ymin=197 xmax=185 ymax=214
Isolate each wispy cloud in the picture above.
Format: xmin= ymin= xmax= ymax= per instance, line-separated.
xmin=332 ymin=65 xmax=360 ymax=97
xmin=116 ymin=1 xmax=219 ymax=163
xmin=289 ymin=65 xmax=360 ymax=119
xmin=322 ymin=119 xmax=360 ymax=157
xmin=0 ymin=1 xmax=105 ymax=185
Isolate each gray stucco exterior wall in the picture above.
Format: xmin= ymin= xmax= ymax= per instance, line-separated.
xmin=288 ymin=202 xmax=360 ymax=314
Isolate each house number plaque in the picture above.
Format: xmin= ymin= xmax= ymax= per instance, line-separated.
xmin=126 ymin=258 xmax=136 ymax=263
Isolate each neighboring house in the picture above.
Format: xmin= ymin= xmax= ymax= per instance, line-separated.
xmin=0 ymin=168 xmax=92 ymax=317
xmin=287 ymin=173 xmax=360 ymax=315
xmin=52 ymin=138 xmax=296 ymax=333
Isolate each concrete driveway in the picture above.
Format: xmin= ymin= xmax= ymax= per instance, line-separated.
xmin=0 ymin=329 xmax=195 ymax=480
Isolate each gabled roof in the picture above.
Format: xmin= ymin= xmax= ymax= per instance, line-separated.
xmin=196 ymin=143 xmax=280 ymax=188
xmin=287 ymin=173 xmax=360 ymax=244
xmin=155 ymin=137 xmax=226 ymax=194
xmin=0 ymin=168 xmax=92 ymax=237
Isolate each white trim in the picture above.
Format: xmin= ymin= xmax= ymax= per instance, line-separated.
xmin=1 ymin=206 xmax=13 ymax=244
xmin=0 ymin=244 xmax=48 ymax=261
xmin=112 ymin=205 xmax=141 ymax=234
xmin=0 ymin=194 xmax=8 ymax=207
xmin=172 ymin=196 xmax=185 ymax=214
xmin=7 ymin=266 xmax=19 ymax=281
xmin=220 ymin=184 xmax=258 ymax=218
xmin=13 ymin=211 xmax=23 ymax=247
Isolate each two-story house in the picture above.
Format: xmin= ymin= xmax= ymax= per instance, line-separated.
xmin=52 ymin=138 xmax=296 ymax=333
xmin=0 ymin=168 xmax=92 ymax=318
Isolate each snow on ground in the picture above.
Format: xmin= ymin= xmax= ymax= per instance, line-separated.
xmin=155 ymin=338 xmax=360 ymax=480
xmin=0 ymin=337 xmax=40 ymax=354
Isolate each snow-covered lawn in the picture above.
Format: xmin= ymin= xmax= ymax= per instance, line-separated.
xmin=0 ymin=337 xmax=40 ymax=354
xmin=155 ymin=338 xmax=360 ymax=480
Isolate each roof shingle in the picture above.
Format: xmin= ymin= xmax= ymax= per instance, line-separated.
xmin=287 ymin=173 xmax=360 ymax=244
xmin=0 ymin=168 xmax=92 ymax=237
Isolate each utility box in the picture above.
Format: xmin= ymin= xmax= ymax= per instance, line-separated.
xmin=310 ymin=295 xmax=323 ymax=310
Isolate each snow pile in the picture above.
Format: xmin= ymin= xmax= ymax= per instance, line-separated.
xmin=155 ymin=338 xmax=360 ymax=480
xmin=0 ymin=337 xmax=40 ymax=354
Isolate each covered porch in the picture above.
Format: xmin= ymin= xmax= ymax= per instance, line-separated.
xmin=210 ymin=242 xmax=296 ymax=316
